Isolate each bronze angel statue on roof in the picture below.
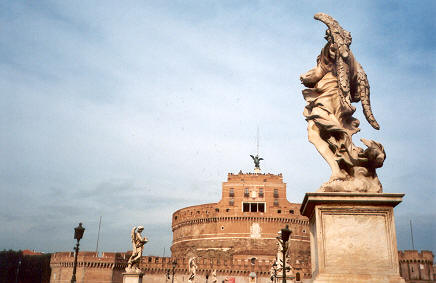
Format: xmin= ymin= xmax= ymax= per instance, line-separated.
xmin=250 ymin=154 xmax=263 ymax=170
xmin=300 ymin=13 xmax=385 ymax=193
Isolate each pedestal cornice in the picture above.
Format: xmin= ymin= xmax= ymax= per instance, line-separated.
xmin=300 ymin=192 xmax=405 ymax=218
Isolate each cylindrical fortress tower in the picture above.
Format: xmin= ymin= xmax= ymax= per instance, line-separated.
xmin=171 ymin=171 xmax=311 ymax=276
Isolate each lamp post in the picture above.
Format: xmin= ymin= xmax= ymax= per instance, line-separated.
xmin=15 ymin=259 xmax=21 ymax=283
xmin=171 ymin=259 xmax=177 ymax=283
xmin=71 ymin=223 xmax=85 ymax=283
xmin=281 ymin=225 xmax=291 ymax=283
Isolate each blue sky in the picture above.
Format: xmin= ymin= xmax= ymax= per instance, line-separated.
xmin=0 ymin=1 xmax=434 ymax=256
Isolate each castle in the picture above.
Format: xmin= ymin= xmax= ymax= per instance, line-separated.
xmin=398 ymin=250 xmax=435 ymax=282
xmin=171 ymin=172 xmax=310 ymax=276
xmin=49 ymin=170 xmax=435 ymax=283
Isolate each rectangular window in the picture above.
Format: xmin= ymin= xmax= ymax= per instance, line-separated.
xmin=274 ymin=189 xmax=279 ymax=198
xmin=242 ymin=202 xmax=266 ymax=213
xmin=274 ymin=199 xmax=279 ymax=206
xmin=244 ymin=188 xmax=249 ymax=197
xmin=229 ymin=198 xmax=234 ymax=206
xmin=259 ymin=188 xmax=264 ymax=197
xmin=250 ymin=203 xmax=258 ymax=212
xmin=229 ymin=188 xmax=234 ymax=197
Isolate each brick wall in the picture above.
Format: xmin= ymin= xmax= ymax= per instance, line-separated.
xmin=398 ymin=250 xmax=434 ymax=282
xmin=49 ymin=252 xmax=127 ymax=283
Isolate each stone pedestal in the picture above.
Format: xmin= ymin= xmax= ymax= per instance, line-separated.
xmin=123 ymin=272 xmax=143 ymax=283
xmin=300 ymin=193 xmax=406 ymax=283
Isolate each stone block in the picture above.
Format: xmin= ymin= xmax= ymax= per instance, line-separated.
xmin=301 ymin=193 xmax=406 ymax=283
xmin=123 ymin=272 xmax=143 ymax=283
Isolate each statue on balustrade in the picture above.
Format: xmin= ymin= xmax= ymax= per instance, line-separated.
xmin=126 ymin=226 xmax=148 ymax=273
xmin=188 ymin=257 xmax=198 ymax=283
xmin=300 ymin=13 xmax=386 ymax=193
xmin=211 ymin=270 xmax=217 ymax=283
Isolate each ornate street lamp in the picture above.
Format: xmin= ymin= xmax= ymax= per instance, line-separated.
xmin=281 ymin=225 xmax=291 ymax=283
xmin=71 ymin=223 xmax=85 ymax=283
xmin=171 ymin=259 xmax=177 ymax=283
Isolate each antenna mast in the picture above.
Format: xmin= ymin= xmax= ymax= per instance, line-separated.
xmin=250 ymin=126 xmax=263 ymax=173
xmin=256 ymin=126 xmax=260 ymax=156
xmin=409 ymin=219 xmax=415 ymax=250
xmin=96 ymin=216 xmax=102 ymax=255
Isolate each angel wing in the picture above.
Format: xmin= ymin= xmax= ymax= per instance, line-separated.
xmin=355 ymin=63 xmax=380 ymax=129
xmin=250 ymin=155 xmax=255 ymax=160
xmin=130 ymin=226 xmax=136 ymax=250
xmin=258 ymin=158 xmax=264 ymax=161
xmin=314 ymin=13 xmax=380 ymax=130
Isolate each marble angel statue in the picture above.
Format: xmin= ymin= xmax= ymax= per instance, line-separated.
xmin=300 ymin=13 xmax=386 ymax=192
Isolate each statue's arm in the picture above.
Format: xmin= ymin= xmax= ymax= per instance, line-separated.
xmin=348 ymin=51 xmax=362 ymax=103
xmin=300 ymin=46 xmax=331 ymax=88
xmin=140 ymin=235 xmax=148 ymax=244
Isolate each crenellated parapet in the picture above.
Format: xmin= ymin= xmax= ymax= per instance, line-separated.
xmin=227 ymin=172 xmax=283 ymax=182
xmin=398 ymin=250 xmax=434 ymax=264
xmin=50 ymin=251 xmax=128 ymax=270
xmin=398 ymin=250 xmax=434 ymax=282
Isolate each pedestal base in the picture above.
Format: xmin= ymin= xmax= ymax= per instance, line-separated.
xmin=123 ymin=272 xmax=143 ymax=283
xmin=301 ymin=193 xmax=406 ymax=283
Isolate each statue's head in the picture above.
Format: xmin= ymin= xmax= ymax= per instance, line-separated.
xmin=137 ymin=226 xmax=144 ymax=232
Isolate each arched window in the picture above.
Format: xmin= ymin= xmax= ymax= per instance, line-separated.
xmin=296 ymin=272 xmax=301 ymax=281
